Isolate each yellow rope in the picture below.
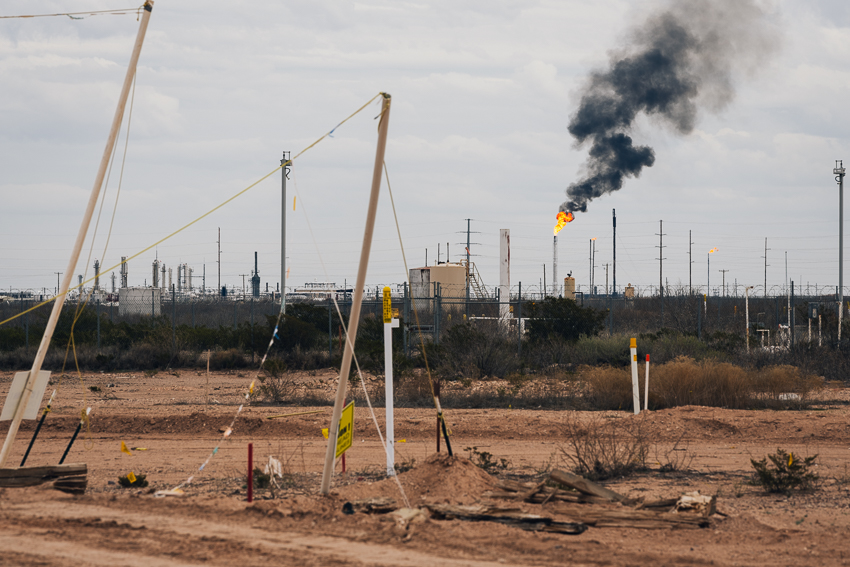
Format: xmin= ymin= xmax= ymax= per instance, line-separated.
xmin=0 ymin=7 xmax=143 ymax=19
xmin=0 ymin=92 xmax=384 ymax=329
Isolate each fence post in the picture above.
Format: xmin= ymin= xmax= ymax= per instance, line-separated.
xmin=192 ymin=298 xmax=195 ymax=329
xmin=96 ymin=299 xmax=101 ymax=349
xmin=233 ymin=301 xmax=237 ymax=330
xmin=251 ymin=297 xmax=255 ymax=364
xmin=25 ymin=300 xmax=29 ymax=350
xmin=172 ymin=285 xmax=176 ymax=354
xmin=697 ymin=299 xmax=702 ymax=340
xmin=328 ymin=301 xmax=333 ymax=359
xmin=403 ymin=282 xmax=409 ymax=357
xmin=110 ymin=301 xmax=113 ymax=324
xmin=517 ymin=282 xmax=522 ymax=355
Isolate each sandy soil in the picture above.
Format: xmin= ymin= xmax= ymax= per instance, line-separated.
xmin=2 ymin=368 xmax=850 ymax=566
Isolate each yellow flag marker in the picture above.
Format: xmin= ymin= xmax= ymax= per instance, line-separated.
xmin=131 ymin=447 xmax=149 ymax=451
xmin=293 ymin=196 xmax=296 ymax=211
xmin=398 ymin=439 xmax=406 ymax=443
xmin=127 ymin=471 xmax=137 ymax=484
xmin=322 ymin=428 xmax=329 ymax=439
xmin=789 ymin=453 xmax=794 ymax=466
xmin=249 ymin=380 xmax=255 ymax=395
xmin=120 ymin=441 xmax=133 ymax=456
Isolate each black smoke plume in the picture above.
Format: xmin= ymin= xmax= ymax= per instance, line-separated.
xmin=561 ymin=0 xmax=777 ymax=214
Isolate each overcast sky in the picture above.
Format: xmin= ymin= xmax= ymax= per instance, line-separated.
xmin=2 ymin=0 xmax=850 ymax=298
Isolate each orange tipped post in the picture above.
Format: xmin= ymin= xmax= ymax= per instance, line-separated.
xmin=629 ymin=338 xmax=639 ymax=414
xmin=644 ymin=354 xmax=650 ymax=411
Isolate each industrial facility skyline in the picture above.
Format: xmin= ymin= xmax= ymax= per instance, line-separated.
xmin=2 ymin=1 xmax=849 ymax=298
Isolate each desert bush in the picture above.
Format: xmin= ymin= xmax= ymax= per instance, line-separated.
xmin=523 ymin=297 xmax=606 ymax=343
xmin=751 ymin=449 xmax=818 ymax=494
xmin=209 ymin=348 xmax=249 ymax=370
xmin=559 ymin=413 xmax=649 ymax=480
xmin=580 ymin=366 xmax=634 ymax=411
xmin=749 ymin=365 xmax=824 ymax=408
xmin=256 ymin=358 xmax=295 ymax=403
xmin=429 ymin=321 xmax=519 ymax=379
xmin=650 ymin=357 xmax=750 ymax=409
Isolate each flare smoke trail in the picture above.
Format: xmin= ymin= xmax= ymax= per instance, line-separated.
xmin=561 ymin=0 xmax=778 ymax=214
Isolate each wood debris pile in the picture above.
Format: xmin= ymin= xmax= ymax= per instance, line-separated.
xmin=485 ymin=469 xmax=716 ymax=530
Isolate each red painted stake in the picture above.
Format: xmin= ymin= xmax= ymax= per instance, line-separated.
xmin=247 ymin=442 xmax=253 ymax=503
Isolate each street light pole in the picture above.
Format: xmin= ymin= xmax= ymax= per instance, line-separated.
xmin=836 ymin=160 xmax=846 ymax=342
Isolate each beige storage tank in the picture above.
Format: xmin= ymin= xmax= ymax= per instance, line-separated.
xmin=563 ymin=276 xmax=576 ymax=300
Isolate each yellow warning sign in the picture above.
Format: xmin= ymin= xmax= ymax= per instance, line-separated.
xmin=336 ymin=401 xmax=355 ymax=458
xmin=383 ymin=287 xmax=392 ymax=323
xmin=392 ymin=308 xmax=399 ymax=319
xmin=127 ymin=471 xmax=137 ymax=484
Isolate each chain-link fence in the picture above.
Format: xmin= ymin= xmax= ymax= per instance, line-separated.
xmin=1 ymin=281 xmax=845 ymax=355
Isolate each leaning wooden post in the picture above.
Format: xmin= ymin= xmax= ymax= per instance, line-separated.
xmin=0 ymin=1 xmax=155 ymax=467
xmin=321 ymin=93 xmax=391 ymax=494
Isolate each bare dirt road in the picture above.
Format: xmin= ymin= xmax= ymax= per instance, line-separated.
xmin=2 ymin=369 xmax=850 ymax=566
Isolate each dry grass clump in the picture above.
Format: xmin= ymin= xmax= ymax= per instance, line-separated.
xmin=749 ymin=365 xmax=824 ymax=409
xmin=578 ymin=357 xmax=823 ymax=410
xmin=651 ymin=357 xmax=750 ymax=409
xmin=580 ymin=366 xmax=633 ymax=411
xmin=559 ymin=413 xmax=649 ymax=480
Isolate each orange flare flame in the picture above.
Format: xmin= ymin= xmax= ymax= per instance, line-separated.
xmin=554 ymin=211 xmax=574 ymax=235
xmin=709 ymin=247 xmax=718 ymax=254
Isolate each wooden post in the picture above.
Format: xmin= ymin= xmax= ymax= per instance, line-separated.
xmin=0 ymin=1 xmax=155 ymax=467
xmin=321 ymin=94 xmax=391 ymax=494
xmin=247 ymin=443 xmax=253 ymax=503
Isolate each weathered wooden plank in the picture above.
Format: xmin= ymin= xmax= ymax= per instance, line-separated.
xmin=0 ymin=463 xmax=87 ymax=487
xmin=549 ymin=469 xmax=626 ymax=502
xmin=426 ymin=504 xmax=587 ymax=535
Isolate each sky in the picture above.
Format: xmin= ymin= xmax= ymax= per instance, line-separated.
xmin=2 ymin=0 xmax=850 ymax=299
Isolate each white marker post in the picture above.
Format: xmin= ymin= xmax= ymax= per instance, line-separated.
xmin=644 ymin=354 xmax=650 ymax=411
xmin=383 ymin=287 xmax=399 ymax=476
xmin=630 ymin=338 xmax=640 ymax=415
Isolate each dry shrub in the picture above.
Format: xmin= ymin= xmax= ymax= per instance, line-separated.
xmin=580 ymin=366 xmax=634 ymax=410
xmin=256 ymin=358 xmax=295 ymax=403
xmin=559 ymin=413 xmax=649 ymax=480
xmin=750 ymin=365 xmax=824 ymax=409
xmin=650 ymin=357 xmax=750 ymax=409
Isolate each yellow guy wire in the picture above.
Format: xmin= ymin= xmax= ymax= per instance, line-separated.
xmin=0 ymin=92 xmax=384 ymax=330
xmin=0 ymin=7 xmax=143 ymax=19
xmin=382 ymin=162 xmax=443 ymax=417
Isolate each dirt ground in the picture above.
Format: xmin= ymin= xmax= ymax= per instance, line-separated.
xmin=2 ymin=368 xmax=850 ymax=566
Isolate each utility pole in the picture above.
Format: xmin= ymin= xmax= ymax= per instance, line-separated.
xmin=281 ymin=150 xmax=291 ymax=314
xmin=240 ymin=274 xmax=247 ymax=298
xmin=762 ymin=238 xmax=770 ymax=298
xmin=689 ymin=230 xmax=693 ymax=294
xmin=835 ymin=160 xmax=845 ymax=342
xmin=217 ymin=227 xmax=221 ymax=296
xmin=588 ymin=239 xmax=592 ymax=295
xmin=54 ymin=272 xmax=61 ymax=295
xmin=656 ymin=220 xmax=666 ymax=298
xmin=719 ymin=269 xmax=729 ymax=296
xmin=612 ymin=209 xmax=617 ymax=296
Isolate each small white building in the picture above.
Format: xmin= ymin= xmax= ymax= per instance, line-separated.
xmin=119 ymin=287 xmax=161 ymax=316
